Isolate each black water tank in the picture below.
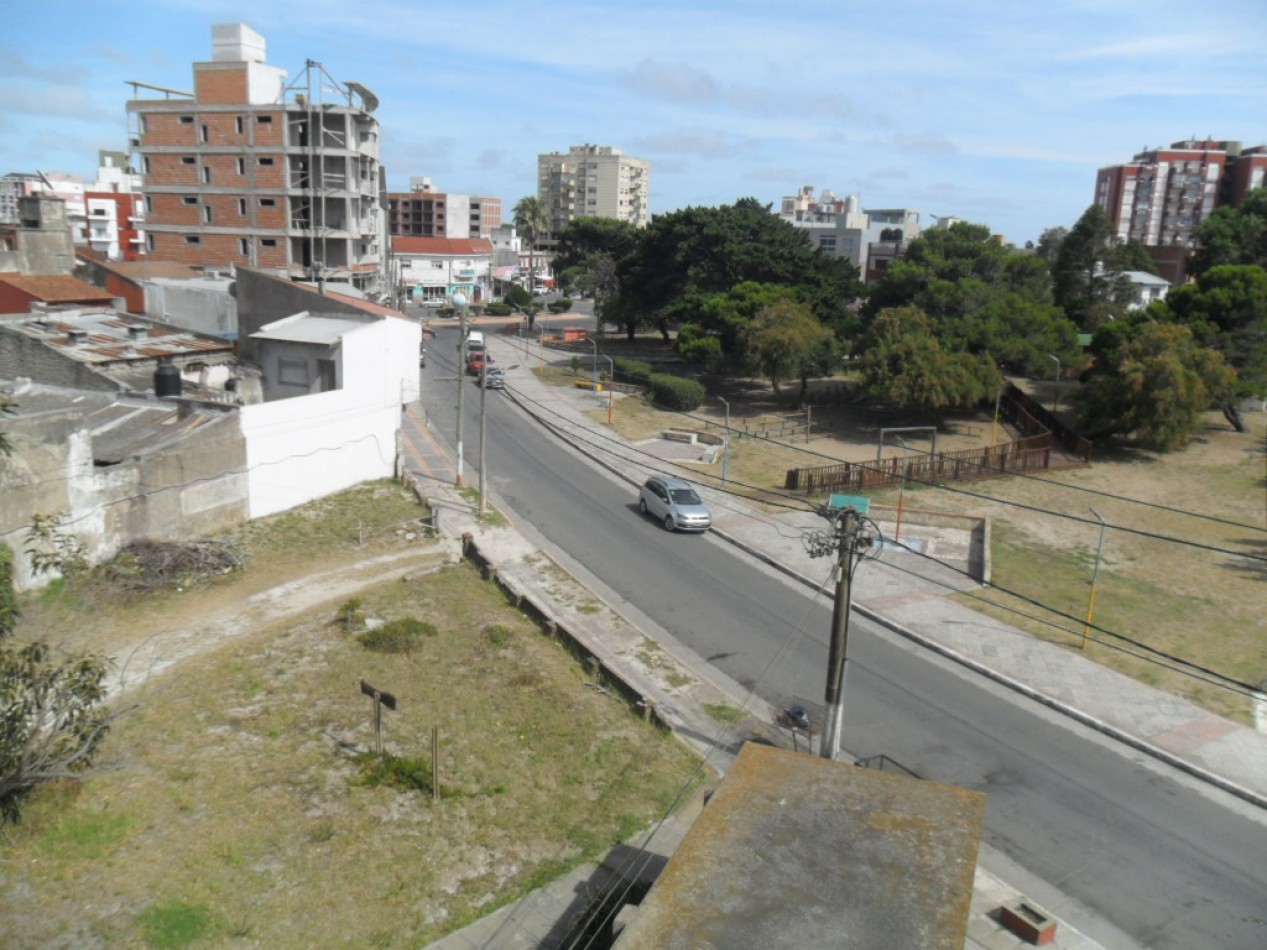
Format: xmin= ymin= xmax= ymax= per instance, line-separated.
xmin=155 ymin=364 xmax=182 ymax=397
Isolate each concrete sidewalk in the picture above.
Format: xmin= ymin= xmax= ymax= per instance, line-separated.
xmin=417 ymin=330 xmax=1265 ymax=948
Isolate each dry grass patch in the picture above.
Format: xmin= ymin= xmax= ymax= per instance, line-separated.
xmin=1 ymin=562 xmax=703 ymax=947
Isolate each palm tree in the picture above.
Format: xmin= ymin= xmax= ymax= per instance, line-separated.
xmin=512 ymin=195 xmax=550 ymax=299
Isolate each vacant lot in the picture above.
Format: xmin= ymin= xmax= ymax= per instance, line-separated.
xmin=590 ymin=355 xmax=1267 ymax=725
xmin=1 ymin=484 xmax=703 ymax=948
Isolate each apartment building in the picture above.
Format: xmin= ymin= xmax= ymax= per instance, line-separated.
xmin=776 ymin=185 xmax=922 ymax=281
xmin=536 ymin=144 xmax=649 ymax=248
xmin=386 ymin=177 xmax=502 ymax=239
xmin=126 ymin=23 xmax=385 ymax=291
xmin=1095 ymin=139 xmax=1267 ymax=280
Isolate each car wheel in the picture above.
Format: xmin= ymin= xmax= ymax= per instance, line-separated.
xmin=664 ymin=514 xmax=675 ymax=531
xmin=638 ymin=498 xmax=648 ymax=515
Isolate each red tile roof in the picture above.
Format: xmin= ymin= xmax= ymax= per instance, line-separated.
xmin=392 ymin=237 xmax=493 ymax=256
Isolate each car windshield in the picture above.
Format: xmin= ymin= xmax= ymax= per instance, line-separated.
xmin=668 ymin=487 xmax=702 ymax=505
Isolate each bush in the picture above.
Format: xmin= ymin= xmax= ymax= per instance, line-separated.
xmin=648 ymin=373 xmax=706 ymax=411
xmin=357 ymin=617 xmax=438 ymax=653
xmin=547 ymin=301 xmax=570 ymax=313
xmin=614 ymin=357 xmax=653 ymax=384
xmin=484 ymin=302 xmax=513 ymax=316
xmin=557 ymin=297 xmax=572 ymax=310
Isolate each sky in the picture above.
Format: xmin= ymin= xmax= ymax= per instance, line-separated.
xmin=2 ymin=0 xmax=1264 ymax=247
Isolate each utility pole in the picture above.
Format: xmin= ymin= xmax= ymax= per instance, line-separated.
xmin=806 ymin=503 xmax=878 ymax=761
xmin=454 ymin=293 xmax=468 ymax=487
xmin=478 ymin=364 xmax=488 ymax=515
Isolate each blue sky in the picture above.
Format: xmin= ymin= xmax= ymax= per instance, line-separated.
xmin=2 ymin=0 xmax=1264 ymax=246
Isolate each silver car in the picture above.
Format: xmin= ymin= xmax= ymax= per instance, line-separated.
xmin=639 ymin=475 xmax=711 ymax=532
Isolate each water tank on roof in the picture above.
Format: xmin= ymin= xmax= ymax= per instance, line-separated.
xmin=155 ymin=364 xmax=182 ymax=398
xmin=844 ymin=194 xmax=860 ymax=215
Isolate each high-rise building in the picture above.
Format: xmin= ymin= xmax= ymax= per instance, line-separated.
xmin=386 ymin=177 xmax=502 ymax=239
xmin=776 ymin=185 xmax=922 ymax=281
xmin=126 ymin=23 xmax=385 ymax=290
xmin=1094 ymin=139 xmax=1267 ymax=280
xmin=536 ymin=144 xmax=649 ymax=248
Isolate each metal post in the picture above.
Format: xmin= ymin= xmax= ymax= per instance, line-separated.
xmin=718 ymin=396 xmax=730 ymax=486
xmin=893 ymin=436 xmax=909 ymax=543
xmin=820 ymin=507 xmax=860 ymax=761
xmin=478 ymin=364 xmax=488 ymax=514
xmin=991 ymin=383 xmax=1002 ymax=448
xmin=1081 ymin=508 xmax=1107 ymax=650
xmin=589 ymin=336 xmax=598 ymax=382
xmin=603 ymin=354 xmax=615 ymax=424
xmin=1047 ymin=353 xmax=1061 ymax=415
xmin=454 ymin=293 xmax=468 ymax=487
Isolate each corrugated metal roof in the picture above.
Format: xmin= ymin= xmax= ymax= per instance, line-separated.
xmin=9 ymin=310 xmax=233 ymax=365
xmin=0 ymin=272 xmax=116 ymax=303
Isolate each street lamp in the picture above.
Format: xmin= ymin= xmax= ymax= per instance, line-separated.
xmin=717 ymin=395 xmax=731 ymax=486
xmin=1047 ymin=353 xmax=1061 ymax=415
xmin=453 ymin=292 xmax=468 ymax=487
xmin=1081 ymin=508 xmax=1107 ymax=650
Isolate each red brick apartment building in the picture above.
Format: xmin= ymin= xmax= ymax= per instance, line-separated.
xmin=1095 ymin=139 xmax=1267 ymax=282
xmin=126 ymin=23 xmax=386 ymax=291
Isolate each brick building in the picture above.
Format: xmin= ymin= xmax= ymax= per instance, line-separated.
xmin=126 ymin=23 xmax=386 ymax=291
xmin=387 ymin=177 xmax=502 ymax=239
xmin=1094 ymin=139 xmax=1267 ymax=282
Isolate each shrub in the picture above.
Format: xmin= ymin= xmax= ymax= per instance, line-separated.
xmin=484 ymin=302 xmax=513 ymax=316
xmin=357 ymin=617 xmax=438 ymax=653
xmin=334 ymin=598 xmax=364 ymax=630
xmin=648 ymin=373 xmax=705 ymax=411
xmin=614 ymin=357 xmax=653 ymax=384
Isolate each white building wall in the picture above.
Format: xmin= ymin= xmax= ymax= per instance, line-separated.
xmin=241 ymin=315 xmax=417 ymax=518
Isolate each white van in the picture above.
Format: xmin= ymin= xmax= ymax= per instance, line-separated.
xmin=465 ymin=330 xmax=485 ymax=351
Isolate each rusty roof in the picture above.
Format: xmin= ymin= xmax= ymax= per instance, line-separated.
xmin=615 ymin=743 xmax=985 ymax=949
xmin=0 ymin=273 xmax=116 ymax=303
xmin=6 ymin=310 xmax=233 ymax=366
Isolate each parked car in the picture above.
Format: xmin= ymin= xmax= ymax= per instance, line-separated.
xmin=483 ymin=367 xmax=506 ymax=389
xmin=638 ymin=474 xmax=711 ymax=532
xmin=467 ymin=352 xmax=494 ymax=375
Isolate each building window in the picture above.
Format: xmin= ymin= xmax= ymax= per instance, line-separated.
xmin=239 ymin=238 xmax=249 ymax=256
xmin=200 ymin=124 xmax=209 ymax=143
xmin=238 ymin=198 xmax=247 ymax=215
xmin=146 ymin=234 xmax=155 ymax=251
xmin=182 ymin=196 xmax=198 ymax=205
xmin=261 ymin=238 xmax=277 ymax=247
xmin=142 ymin=157 xmax=151 ymax=174
xmin=259 ymin=198 xmax=276 ymax=207
xmin=202 ymin=205 xmax=213 ymax=223
xmin=278 ymin=358 xmax=309 ymax=386
xmin=235 ymin=116 xmax=244 ymax=135
xmin=237 ymin=157 xmax=245 ymax=175
xmin=317 ymin=359 xmax=336 ymax=391
xmin=202 ymin=167 xmax=211 ymax=184
xmin=257 ymin=115 xmax=273 ymax=125
xmin=258 ymin=157 xmax=274 ymax=167
xmin=184 ymin=235 xmax=201 ymax=245
xmin=145 ymin=196 xmax=153 ymax=213
xmin=180 ymin=116 xmax=193 ymax=125
xmin=181 ymin=157 xmax=196 ymax=165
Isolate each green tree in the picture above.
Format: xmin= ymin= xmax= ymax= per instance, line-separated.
xmin=1158 ymin=264 xmax=1267 ymax=430
xmin=674 ymin=282 xmax=801 ymax=367
xmin=743 ymin=300 xmax=840 ymax=405
xmin=551 ymin=217 xmax=640 ymax=277
xmin=512 ymin=195 xmax=550 ymax=299
xmin=0 ymin=545 xmax=116 ymax=823
xmin=1051 ymin=205 xmax=1138 ymax=329
xmin=1190 ymin=188 xmax=1267 ymax=277
xmin=613 ymin=198 xmax=860 ymax=340
xmin=858 ymin=306 xmax=1000 ymax=411
xmin=1075 ymin=322 xmax=1234 ymax=450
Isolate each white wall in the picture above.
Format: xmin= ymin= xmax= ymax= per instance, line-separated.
xmin=241 ymin=315 xmax=418 ymax=518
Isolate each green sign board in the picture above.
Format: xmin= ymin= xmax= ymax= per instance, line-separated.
xmin=828 ymin=494 xmax=870 ymax=514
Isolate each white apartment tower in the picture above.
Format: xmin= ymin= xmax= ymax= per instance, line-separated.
xmin=536 ymin=144 xmax=649 ymax=247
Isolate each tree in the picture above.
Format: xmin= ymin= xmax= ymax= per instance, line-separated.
xmin=0 ymin=544 xmax=116 ymax=823
xmin=1158 ymin=264 xmax=1267 ymax=430
xmin=512 ymin=195 xmax=550 ymax=298
xmin=1051 ymin=205 xmax=1136 ymax=329
xmin=1034 ymin=226 xmax=1068 ymax=266
xmin=743 ymin=300 xmax=840 ymax=406
xmin=1189 ymin=188 xmax=1267 ymax=278
xmin=858 ymin=306 xmax=1000 ymax=412
xmin=551 ymin=217 xmax=640 ymax=277
xmin=674 ymin=281 xmax=801 ymax=367
xmin=1074 ymin=322 xmax=1234 ymax=450
xmin=613 ymin=198 xmax=860 ymax=339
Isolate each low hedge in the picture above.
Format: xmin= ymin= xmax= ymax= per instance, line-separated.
xmin=648 ymin=373 xmax=705 ymax=411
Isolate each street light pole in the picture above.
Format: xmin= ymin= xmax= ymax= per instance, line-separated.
xmin=588 ymin=336 xmax=598 ymax=382
xmin=454 ymin=293 xmax=468 ymax=487
xmin=1047 ymin=353 xmax=1061 ymax=415
xmin=602 ymin=354 xmax=615 ymax=424
xmin=1081 ymin=508 xmax=1107 ymax=650
xmin=477 ymin=364 xmax=488 ymax=515
xmin=717 ymin=395 xmax=730 ymax=486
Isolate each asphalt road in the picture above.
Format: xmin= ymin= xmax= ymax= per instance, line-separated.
xmin=420 ymin=327 xmax=1267 ymax=949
